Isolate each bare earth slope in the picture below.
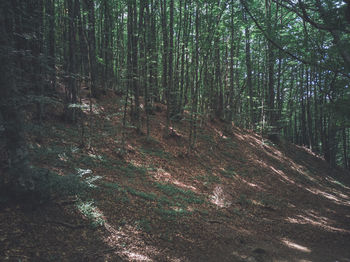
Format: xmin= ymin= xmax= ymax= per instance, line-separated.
xmin=1 ymin=94 xmax=350 ymax=261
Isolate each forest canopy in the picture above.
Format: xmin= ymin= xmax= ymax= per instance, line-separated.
xmin=0 ymin=0 xmax=349 ymax=193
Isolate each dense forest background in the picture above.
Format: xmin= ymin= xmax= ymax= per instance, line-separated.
xmin=0 ymin=0 xmax=350 ymax=193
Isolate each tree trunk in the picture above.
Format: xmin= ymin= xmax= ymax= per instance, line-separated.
xmin=245 ymin=24 xmax=253 ymax=128
xmin=84 ymin=0 xmax=99 ymax=98
xmin=0 ymin=1 xmax=35 ymax=193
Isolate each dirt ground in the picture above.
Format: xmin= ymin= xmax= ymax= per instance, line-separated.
xmin=1 ymin=94 xmax=350 ymax=261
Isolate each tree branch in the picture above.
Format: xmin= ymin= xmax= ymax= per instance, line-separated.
xmin=240 ymin=0 xmax=350 ymax=79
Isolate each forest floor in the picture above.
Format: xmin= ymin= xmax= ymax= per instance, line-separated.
xmin=1 ymin=92 xmax=350 ymax=262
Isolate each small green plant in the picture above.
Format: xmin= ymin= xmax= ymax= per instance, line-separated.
xmin=126 ymin=187 xmax=157 ymax=201
xmin=155 ymin=182 xmax=204 ymax=205
xmin=116 ymin=194 xmax=130 ymax=204
xmin=225 ymin=139 xmax=237 ymax=149
xmin=174 ymin=194 xmax=203 ymax=204
xmin=76 ymin=200 xmax=105 ymax=227
xmin=197 ymin=133 xmax=215 ymax=144
xmin=196 ymin=209 xmax=209 ymax=216
xmin=31 ymin=144 xmax=73 ymax=167
xmin=332 ymin=179 xmax=347 ymax=188
xmin=220 ymin=166 xmax=237 ymax=178
xmin=258 ymin=193 xmax=286 ymax=209
xmin=78 ymin=155 xmax=98 ymax=168
xmin=31 ymin=168 xmax=88 ymax=200
xmin=155 ymin=207 xmax=191 ymax=221
xmin=135 ymin=219 xmax=152 ymax=232
xmin=100 ymin=181 xmax=120 ymax=190
xmin=138 ymin=136 xmax=161 ymax=146
xmin=237 ymin=194 xmax=251 ymax=206
xmin=196 ymin=174 xmax=221 ymax=184
xmin=221 ymin=151 xmax=235 ymax=159
xmin=233 ymin=208 xmax=242 ymax=216
xmin=160 ymin=232 xmax=173 ymax=242
xmin=119 ymin=163 xmax=147 ymax=178
xmin=158 ymin=196 xmax=174 ymax=206
xmin=155 ymin=182 xmax=189 ymax=196
xmin=140 ymin=147 xmax=172 ymax=159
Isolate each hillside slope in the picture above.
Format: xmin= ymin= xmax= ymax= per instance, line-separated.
xmin=1 ymin=94 xmax=350 ymax=262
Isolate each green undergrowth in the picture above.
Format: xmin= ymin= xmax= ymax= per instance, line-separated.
xmin=197 ymin=132 xmax=216 ymax=145
xmin=221 ymin=150 xmax=235 ymax=159
xmin=7 ymin=167 xmax=89 ymax=202
xmin=126 ymin=187 xmax=157 ymax=201
xmin=220 ymin=166 xmax=237 ymax=178
xmin=99 ymin=179 xmax=204 ymax=223
xmin=135 ymin=218 xmax=152 ymax=232
xmin=196 ymin=174 xmax=221 ymax=185
xmin=119 ymin=163 xmax=147 ymax=178
xmin=76 ymin=200 xmax=105 ymax=227
xmin=256 ymin=193 xmax=287 ymax=209
xmin=154 ymin=182 xmax=204 ymax=204
xmin=237 ymin=194 xmax=252 ymax=206
xmin=101 ymin=180 xmax=203 ymax=206
xmin=140 ymin=147 xmax=172 ymax=159
xmin=154 ymin=206 xmax=192 ymax=221
xmin=224 ymin=138 xmax=237 ymax=149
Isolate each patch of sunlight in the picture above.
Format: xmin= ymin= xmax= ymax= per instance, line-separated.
xmin=130 ymin=160 xmax=144 ymax=168
xmin=238 ymin=177 xmax=264 ymax=191
xmin=326 ymin=176 xmax=350 ymax=190
xmin=70 ymin=146 xmax=79 ymax=153
xmin=286 ymin=211 xmax=350 ymax=233
xmin=122 ymin=251 xmax=151 ymax=261
xmin=281 ymin=238 xmax=311 ymax=253
xmin=76 ymin=168 xmax=93 ymax=177
xmin=305 ymin=187 xmax=350 ymax=207
xmin=104 ymin=223 xmax=159 ymax=262
xmin=251 ymin=199 xmax=263 ymax=207
xmin=76 ymin=168 xmax=101 ymax=188
xmin=210 ymin=185 xmax=231 ymax=208
xmin=85 ymin=175 xmax=102 ymax=188
xmin=80 ymin=98 xmax=102 ymax=114
xmin=169 ymin=126 xmax=182 ymax=137
xmin=76 ymin=200 xmax=105 ymax=226
xmin=68 ymin=103 xmax=89 ymax=110
xmin=152 ymin=168 xmax=197 ymax=192
xmin=173 ymin=180 xmax=196 ymax=191
xmin=152 ymin=168 xmax=172 ymax=181
xmin=269 ymin=165 xmax=296 ymax=185
xmin=88 ymin=153 xmax=104 ymax=161
xmin=234 ymin=133 xmax=246 ymax=141
xmin=254 ymin=160 xmax=292 ymax=185
xmin=58 ymin=152 xmax=68 ymax=162
xmin=213 ymin=128 xmax=224 ymax=137
xmin=287 ymin=203 xmax=296 ymax=208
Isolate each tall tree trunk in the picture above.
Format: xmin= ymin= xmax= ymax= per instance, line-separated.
xmin=265 ymin=0 xmax=275 ymax=129
xmin=132 ymin=0 xmax=140 ymax=132
xmin=0 ymin=1 xmax=35 ymax=193
xmin=160 ymin=0 xmax=169 ymax=135
xmin=227 ymin=1 xmax=235 ymax=124
xmin=306 ymin=68 xmax=314 ymax=150
xmin=65 ymin=0 xmax=78 ymax=123
xmin=343 ymin=125 xmax=348 ymax=169
xmin=168 ymin=0 xmax=175 ymax=120
xmin=245 ymin=24 xmax=253 ymax=128
xmin=46 ymin=0 xmax=55 ymax=91
xmin=84 ymin=0 xmax=99 ymax=98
